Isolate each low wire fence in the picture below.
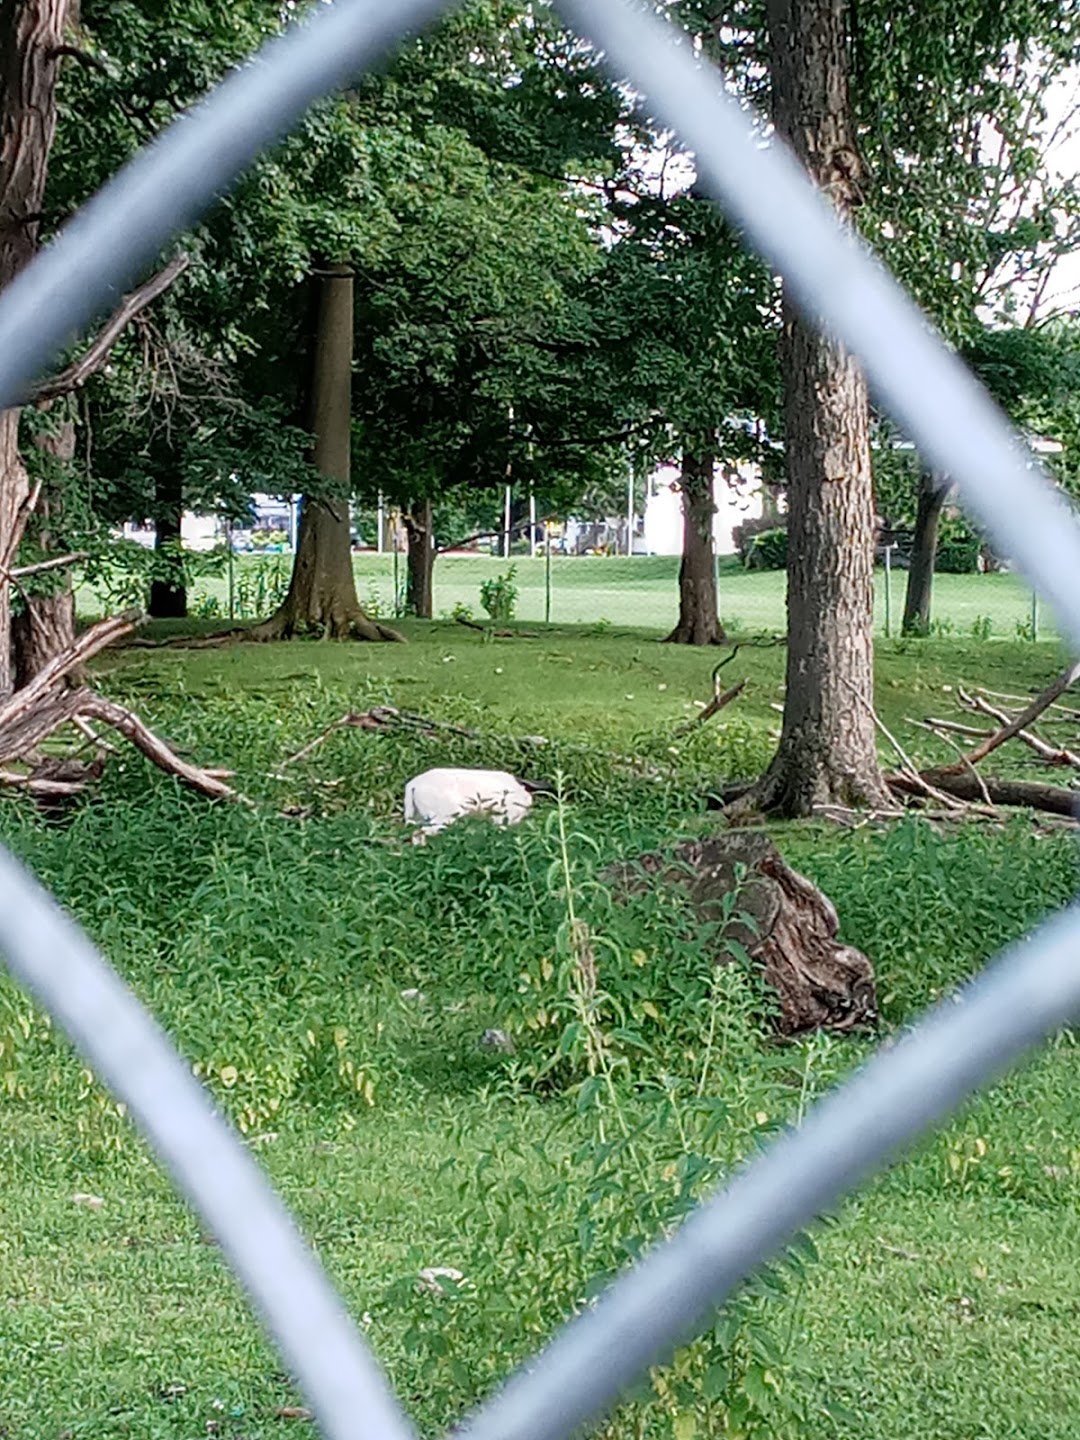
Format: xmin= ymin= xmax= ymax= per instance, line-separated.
xmin=1 ymin=3 xmax=1078 ymax=1440
xmin=184 ymin=550 xmax=1058 ymax=640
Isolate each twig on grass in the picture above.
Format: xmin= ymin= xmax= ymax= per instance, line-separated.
xmin=957 ymin=688 xmax=1080 ymax=770
xmin=942 ymin=661 xmax=1080 ymax=772
xmin=839 ymin=675 xmax=973 ymax=812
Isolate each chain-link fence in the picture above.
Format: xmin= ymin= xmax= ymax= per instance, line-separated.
xmin=1 ymin=4 xmax=1079 ymax=1440
xmin=332 ymin=552 xmax=1056 ymax=638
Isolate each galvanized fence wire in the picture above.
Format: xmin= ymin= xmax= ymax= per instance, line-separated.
xmin=556 ymin=0 xmax=1080 ymax=653
xmin=0 ymin=2 xmax=1078 ymax=1440
xmin=0 ymin=849 xmax=417 ymax=1440
xmin=0 ymin=0 xmax=452 ymax=414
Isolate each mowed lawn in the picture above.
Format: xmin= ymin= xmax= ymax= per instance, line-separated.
xmin=164 ymin=552 xmax=1055 ymax=640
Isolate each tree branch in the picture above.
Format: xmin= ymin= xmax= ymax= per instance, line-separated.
xmin=76 ymin=693 xmax=239 ymax=802
xmin=27 ymin=254 xmax=190 ymax=402
xmin=529 ymin=418 xmax=661 ymax=450
xmin=939 ymin=661 xmax=1080 ymax=773
xmin=49 ymin=44 xmax=110 ymax=76
xmin=9 ymin=550 xmax=88 ymax=579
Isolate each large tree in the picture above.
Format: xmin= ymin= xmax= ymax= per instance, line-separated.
xmin=1 ymin=0 xmax=310 ymax=661
xmin=851 ymin=7 xmax=1080 ymax=635
xmin=255 ymin=265 xmax=400 ymax=641
xmin=750 ymin=0 xmax=888 ymax=815
xmin=592 ymin=184 xmax=778 ymax=644
xmin=0 ymin=0 xmax=72 ymax=696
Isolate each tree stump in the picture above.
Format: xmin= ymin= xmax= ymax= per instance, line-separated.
xmin=614 ymin=831 xmax=876 ymax=1035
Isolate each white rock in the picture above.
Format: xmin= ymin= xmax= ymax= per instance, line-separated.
xmin=404 ymin=768 xmax=533 ymax=838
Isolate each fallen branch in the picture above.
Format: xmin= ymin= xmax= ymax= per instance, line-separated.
xmin=70 ymin=713 xmax=119 ymax=754
xmin=923 ymin=723 xmax=995 ymax=807
xmin=0 ymin=686 xmax=93 ymax=760
xmin=840 ymin=675 xmax=971 ymax=811
xmin=940 ymin=661 xmax=1080 ymax=773
xmin=0 ymin=766 xmax=90 ymax=798
xmin=891 ymin=769 xmax=1078 ymax=817
xmin=279 ymin=705 xmax=484 ymax=769
xmin=957 ymin=688 xmax=1080 ymax=770
xmin=77 ymin=694 xmax=239 ymax=802
xmin=0 ymin=608 xmax=243 ymax=805
xmin=0 ymin=610 xmax=139 ymax=727
xmin=683 ymin=674 xmax=746 ymax=731
xmin=916 ymin=716 xmax=991 ymax=740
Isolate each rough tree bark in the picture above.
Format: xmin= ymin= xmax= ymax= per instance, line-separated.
xmin=404 ymin=497 xmax=434 ymax=619
xmin=901 ymin=467 xmax=949 ymax=636
xmin=0 ymin=0 xmax=72 ymax=697
xmin=149 ymin=465 xmax=187 ymax=618
xmin=610 ymin=831 xmax=877 ymax=1035
xmin=18 ymin=256 xmax=190 ymax=673
xmin=255 ymin=265 xmax=401 ymax=642
xmin=13 ymin=405 xmax=76 ymax=684
xmin=664 ymin=445 xmax=726 ymax=646
xmin=750 ymin=0 xmax=888 ymax=815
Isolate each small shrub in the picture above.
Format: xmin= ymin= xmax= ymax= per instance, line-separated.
xmin=479 ymin=565 xmax=518 ymax=622
xmin=936 ymin=517 xmax=980 ymax=573
xmin=233 ymin=552 xmax=290 ymax=619
xmin=970 ymin=614 xmax=993 ymax=641
xmin=745 ymin=527 xmax=788 ymax=571
xmin=190 ymin=592 xmax=223 ymax=619
xmin=1015 ymin=613 xmax=1037 ymax=642
xmin=733 ymin=514 xmax=785 ymax=565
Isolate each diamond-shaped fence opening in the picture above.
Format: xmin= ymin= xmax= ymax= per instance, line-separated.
xmin=1 ymin=4 xmax=1078 ymax=1440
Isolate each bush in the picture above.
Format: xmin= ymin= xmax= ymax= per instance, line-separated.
xmin=745 ymin=527 xmax=788 ymax=571
xmin=936 ymin=517 xmax=981 ymax=573
xmin=733 ymin=514 xmax=785 ymax=565
xmin=479 ymin=565 xmax=518 ymax=622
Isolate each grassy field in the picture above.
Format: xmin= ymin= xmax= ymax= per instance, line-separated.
xmin=161 ymin=551 xmax=1057 ymax=640
xmin=1 ymin=625 xmax=1078 ymax=1438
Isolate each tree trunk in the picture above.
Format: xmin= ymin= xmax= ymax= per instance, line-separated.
xmin=609 ymin=832 xmax=877 ymax=1035
xmin=0 ymin=0 xmax=72 ymax=697
xmin=256 ymin=266 xmax=401 ymax=641
xmin=13 ymin=584 xmax=74 ymax=682
xmin=13 ymin=408 xmax=76 ymax=686
xmin=404 ymin=498 xmax=435 ymax=619
xmin=901 ymin=468 xmax=948 ymax=636
xmin=751 ymin=0 xmax=888 ymax=816
xmin=149 ymin=466 xmax=187 ymax=617
xmin=0 ymin=415 xmax=27 ymax=696
xmin=664 ymin=446 xmax=725 ymax=645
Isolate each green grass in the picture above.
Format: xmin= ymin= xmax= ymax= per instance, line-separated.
xmin=84 ymin=551 xmax=1059 ymax=640
xmin=1 ymin=626 xmax=1078 ymax=1437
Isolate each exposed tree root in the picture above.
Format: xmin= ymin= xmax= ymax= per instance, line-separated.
xmin=662 ymin=618 xmax=727 ymax=645
xmin=718 ymin=661 xmax=1080 ymax=822
xmin=278 ymin=705 xmax=490 ymax=770
xmin=249 ymin=608 xmax=404 ymax=643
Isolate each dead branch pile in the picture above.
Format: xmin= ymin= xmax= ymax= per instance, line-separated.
xmin=0 ymin=611 xmax=236 ymax=802
xmin=895 ymin=660 xmax=1080 ymax=818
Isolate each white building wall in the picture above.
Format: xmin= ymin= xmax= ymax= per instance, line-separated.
xmin=642 ymin=461 xmax=764 ymax=556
